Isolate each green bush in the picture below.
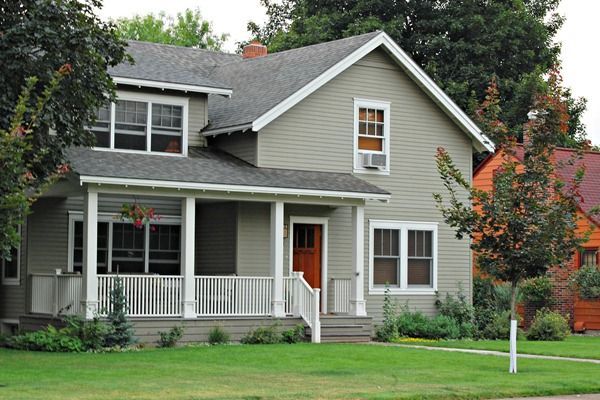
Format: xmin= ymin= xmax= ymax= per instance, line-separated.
xmin=521 ymin=276 xmax=554 ymax=304
xmin=241 ymin=324 xmax=281 ymax=344
xmin=435 ymin=289 xmax=474 ymax=333
xmin=396 ymin=311 xmax=430 ymax=338
xmin=571 ymin=265 xmax=600 ymax=300
xmin=376 ymin=287 xmax=399 ymax=341
xmin=157 ymin=326 xmax=184 ymax=348
xmin=208 ymin=326 xmax=230 ymax=345
xmin=527 ymin=309 xmax=570 ymax=341
xmin=63 ymin=315 xmax=108 ymax=351
xmin=478 ymin=310 xmax=511 ymax=340
xmin=8 ymin=325 xmax=84 ymax=352
xmin=281 ymin=324 xmax=306 ymax=344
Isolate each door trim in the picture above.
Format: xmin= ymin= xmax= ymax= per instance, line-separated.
xmin=289 ymin=216 xmax=329 ymax=313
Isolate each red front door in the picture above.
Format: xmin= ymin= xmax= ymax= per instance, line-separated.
xmin=292 ymin=224 xmax=322 ymax=289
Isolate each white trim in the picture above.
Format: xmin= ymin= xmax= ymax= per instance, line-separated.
xmin=79 ymin=175 xmax=391 ymax=202
xmin=368 ymin=220 xmax=438 ymax=295
xmin=1 ymin=226 xmax=21 ymax=286
xmin=353 ymin=98 xmax=391 ymax=174
xmin=92 ymin=91 xmax=190 ymax=157
xmin=247 ymin=32 xmax=493 ymax=152
xmin=288 ymin=216 xmax=329 ymax=313
xmin=202 ymin=123 xmax=253 ymax=137
xmin=113 ymin=76 xmax=232 ymax=97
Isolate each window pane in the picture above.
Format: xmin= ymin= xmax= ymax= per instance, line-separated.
xmin=358 ymin=136 xmax=383 ymax=151
xmin=392 ymin=230 xmax=399 ymax=256
xmin=374 ymin=229 xmax=382 ymax=256
xmin=376 ymin=110 xmax=384 ymax=123
xmin=151 ymin=104 xmax=183 ymax=153
xmin=115 ymin=100 xmax=147 ymax=151
xmin=375 ymin=124 xmax=383 ymax=137
xmin=408 ymin=230 xmax=415 ymax=257
xmin=3 ymin=247 xmax=19 ymax=279
xmin=367 ymin=109 xmax=376 ymax=122
xmin=374 ymin=258 xmax=398 ymax=285
xmin=358 ymin=121 xmax=367 ymax=135
xmin=424 ymin=231 xmax=432 ymax=257
xmin=151 ymin=135 xmax=181 ymax=153
xmin=407 ymin=258 xmax=432 ymax=286
xmin=359 ymin=108 xmax=366 ymax=121
xmin=90 ymin=104 xmax=111 ymax=148
xmin=581 ymin=250 xmax=598 ymax=267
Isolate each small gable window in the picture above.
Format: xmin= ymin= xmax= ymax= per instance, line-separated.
xmin=354 ymin=99 xmax=390 ymax=173
xmin=89 ymin=92 xmax=188 ymax=155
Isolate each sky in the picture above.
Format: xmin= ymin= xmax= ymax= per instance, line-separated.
xmin=97 ymin=0 xmax=600 ymax=145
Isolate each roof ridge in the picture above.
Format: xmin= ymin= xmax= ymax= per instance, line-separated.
xmin=126 ymin=40 xmax=241 ymax=58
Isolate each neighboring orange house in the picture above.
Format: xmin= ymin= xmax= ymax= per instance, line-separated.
xmin=473 ymin=145 xmax=600 ymax=331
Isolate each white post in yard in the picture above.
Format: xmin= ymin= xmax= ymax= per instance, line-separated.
xmin=181 ymin=196 xmax=197 ymax=319
xmin=81 ymin=189 xmax=99 ymax=319
xmin=270 ymin=201 xmax=286 ymax=317
xmin=509 ymin=319 xmax=518 ymax=373
xmin=350 ymin=205 xmax=367 ymax=316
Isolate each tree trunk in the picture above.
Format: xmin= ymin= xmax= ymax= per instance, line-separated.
xmin=509 ymin=281 xmax=518 ymax=374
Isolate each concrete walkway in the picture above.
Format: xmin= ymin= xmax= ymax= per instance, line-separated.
xmin=370 ymin=342 xmax=600 ymax=364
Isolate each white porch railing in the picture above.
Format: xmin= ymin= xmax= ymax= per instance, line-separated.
xmin=331 ymin=278 xmax=351 ymax=314
xmin=97 ymin=275 xmax=183 ymax=317
xmin=30 ymin=273 xmax=82 ymax=316
xmin=195 ymin=276 xmax=273 ymax=316
xmin=288 ymin=272 xmax=320 ymax=343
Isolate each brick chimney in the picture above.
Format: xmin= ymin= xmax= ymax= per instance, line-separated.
xmin=243 ymin=40 xmax=268 ymax=59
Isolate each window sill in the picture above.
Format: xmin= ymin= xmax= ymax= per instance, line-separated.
xmin=369 ymin=288 xmax=436 ymax=296
xmin=353 ymin=168 xmax=390 ymax=176
xmin=1 ymin=280 xmax=20 ymax=286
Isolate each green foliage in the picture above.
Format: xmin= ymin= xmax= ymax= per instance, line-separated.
xmin=493 ymin=283 xmax=522 ymax=313
xmin=571 ymin=265 xmax=600 ymax=299
xmin=63 ymin=315 xmax=109 ymax=351
xmin=115 ymin=8 xmax=228 ymax=50
xmin=241 ymin=324 xmax=282 ymax=345
xmin=435 ymin=289 xmax=474 ymax=326
xmin=246 ymin=0 xmax=588 ymax=146
xmin=281 ymin=324 xmax=306 ymax=344
xmin=376 ymin=286 xmax=399 ymax=341
xmin=472 ymin=277 xmax=524 ymax=339
xmin=158 ymin=326 xmax=184 ymax=348
xmin=8 ymin=325 xmax=84 ymax=352
xmin=521 ymin=276 xmax=554 ymax=304
xmin=207 ymin=326 xmax=230 ymax=345
xmin=478 ymin=310 xmax=512 ymax=340
xmin=0 ymin=0 xmax=128 ymax=258
xmin=396 ymin=312 xmax=463 ymax=340
xmin=105 ymin=277 xmax=135 ymax=347
xmin=527 ymin=309 xmax=570 ymax=341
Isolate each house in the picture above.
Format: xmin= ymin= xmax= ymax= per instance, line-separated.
xmin=0 ymin=31 xmax=493 ymax=343
xmin=473 ymin=145 xmax=600 ymax=331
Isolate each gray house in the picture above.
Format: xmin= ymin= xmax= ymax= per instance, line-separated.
xmin=0 ymin=31 xmax=492 ymax=343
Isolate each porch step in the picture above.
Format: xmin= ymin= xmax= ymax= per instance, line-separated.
xmin=307 ymin=315 xmax=373 ymax=343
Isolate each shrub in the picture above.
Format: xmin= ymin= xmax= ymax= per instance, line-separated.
xmin=396 ymin=311 xmax=430 ymax=338
xmin=376 ymin=287 xmax=399 ymax=341
xmin=241 ymin=324 xmax=281 ymax=344
xmin=527 ymin=309 xmax=570 ymax=341
xmin=521 ymin=276 xmax=554 ymax=305
xmin=478 ymin=310 xmax=512 ymax=340
xmin=64 ymin=315 xmax=109 ymax=351
xmin=281 ymin=324 xmax=305 ymax=344
xmin=207 ymin=326 xmax=230 ymax=345
xmin=571 ymin=265 xmax=600 ymax=300
xmin=157 ymin=326 xmax=184 ymax=348
xmin=473 ymin=276 xmax=496 ymax=310
xmin=435 ymin=289 xmax=474 ymax=326
xmin=428 ymin=315 xmax=462 ymax=340
xmin=8 ymin=325 xmax=84 ymax=352
xmin=105 ymin=277 xmax=135 ymax=347
xmin=493 ymin=283 xmax=521 ymax=313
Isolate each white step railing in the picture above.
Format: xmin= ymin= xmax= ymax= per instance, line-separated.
xmin=283 ymin=276 xmax=295 ymax=315
xmin=30 ymin=273 xmax=82 ymax=316
xmin=195 ymin=276 xmax=273 ymax=316
xmin=97 ymin=275 xmax=183 ymax=317
xmin=289 ymin=272 xmax=320 ymax=343
xmin=331 ymin=278 xmax=351 ymax=314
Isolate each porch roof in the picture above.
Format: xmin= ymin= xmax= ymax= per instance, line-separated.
xmin=67 ymin=147 xmax=390 ymax=200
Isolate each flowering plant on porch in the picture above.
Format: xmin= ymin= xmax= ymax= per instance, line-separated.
xmin=119 ymin=203 xmax=160 ymax=230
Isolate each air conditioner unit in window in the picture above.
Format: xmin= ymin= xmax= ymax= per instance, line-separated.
xmin=361 ymin=153 xmax=387 ymax=169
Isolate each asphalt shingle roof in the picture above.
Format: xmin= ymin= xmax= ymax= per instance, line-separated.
xmin=67 ymin=147 xmax=389 ymax=196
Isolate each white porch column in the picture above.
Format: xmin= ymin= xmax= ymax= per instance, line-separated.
xmin=81 ymin=189 xmax=99 ymax=319
xmin=270 ymin=201 xmax=285 ymax=317
xmin=350 ymin=205 xmax=367 ymax=316
xmin=181 ymin=197 xmax=197 ymax=318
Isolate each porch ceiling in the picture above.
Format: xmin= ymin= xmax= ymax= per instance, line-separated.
xmin=67 ymin=147 xmax=390 ymax=201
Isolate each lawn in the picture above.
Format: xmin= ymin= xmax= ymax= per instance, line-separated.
xmin=396 ymin=335 xmax=600 ymax=360
xmin=1 ymin=344 xmax=600 ymax=400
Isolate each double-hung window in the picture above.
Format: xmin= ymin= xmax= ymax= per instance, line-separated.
xmin=354 ymin=98 xmax=390 ymax=173
xmin=580 ymin=249 xmax=598 ymax=268
xmin=370 ymin=221 xmax=437 ymax=293
xmin=89 ymin=92 xmax=188 ymax=155
xmin=1 ymin=227 xmax=20 ymax=285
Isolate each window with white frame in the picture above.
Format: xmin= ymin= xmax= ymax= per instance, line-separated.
xmin=354 ymin=98 xmax=390 ymax=173
xmin=89 ymin=93 xmax=187 ymax=155
xmin=69 ymin=213 xmax=181 ymax=275
xmin=1 ymin=227 xmax=20 ymax=285
xmin=370 ymin=221 xmax=437 ymax=292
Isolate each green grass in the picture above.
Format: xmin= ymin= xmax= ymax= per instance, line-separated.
xmin=396 ymin=335 xmax=600 ymax=360
xmin=1 ymin=344 xmax=600 ymax=399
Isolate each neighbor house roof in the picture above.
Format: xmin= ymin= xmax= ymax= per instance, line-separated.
xmin=67 ymin=147 xmax=390 ymax=200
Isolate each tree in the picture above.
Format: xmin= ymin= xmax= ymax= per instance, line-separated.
xmin=105 ymin=277 xmax=135 ymax=347
xmin=0 ymin=0 xmax=128 ymax=259
xmin=246 ymin=0 xmax=588 ymax=147
xmin=115 ymin=8 xmax=228 ymax=50
xmin=433 ymin=70 xmax=587 ymax=373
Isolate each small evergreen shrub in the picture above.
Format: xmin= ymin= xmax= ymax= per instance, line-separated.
xmin=281 ymin=324 xmax=306 ymax=344
xmin=208 ymin=326 xmax=230 ymax=345
xmin=157 ymin=326 xmax=184 ymax=348
xmin=527 ymin=309 xmax=570 ymax=341
xmin=571 ymin=265 xmax=600 ymax=299
xmin=105 ymin=277 xmax=135 ymax=347
xmin=241 ymin=324 xmax=281 ymax=344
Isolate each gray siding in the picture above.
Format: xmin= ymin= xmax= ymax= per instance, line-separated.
xmin=0 ymin=219 xmax=28 ymax=320
xmin=188 ymin=95 xmax=208 ymax=148
xmin=236 ymin=202 xmax=271 ymax=276
xmin=196 ymin=202 xmax=237 ymax=275
xmin=256 ymin=47 xmax=473 ymax=322
xmin=209 ymin=131 xmax=257 ymax=165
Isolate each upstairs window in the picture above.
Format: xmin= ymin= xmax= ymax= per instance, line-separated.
xmin=580 ymin=249 xmax=598 ymax=268
xmin=354 ymin=99 xmax=390 ymax=173
xmin=89 ymin=93 xmax=188 ymax=155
